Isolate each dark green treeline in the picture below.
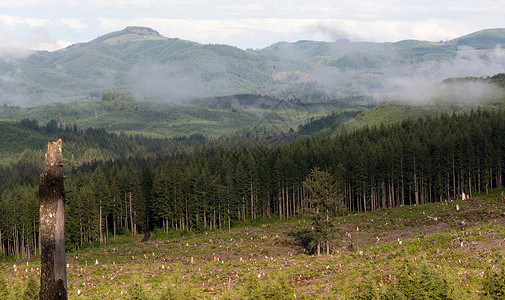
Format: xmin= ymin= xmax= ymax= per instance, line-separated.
xmin=1 ymin=108 xmax=504 ymax=257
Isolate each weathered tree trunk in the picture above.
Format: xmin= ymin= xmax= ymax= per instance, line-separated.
xmin=129 ymin=192 xmax=134 ymax=234
xmin=124 ymin=192 xmax=128 ymax=233
xmin=99 ymin=200 xmax=103 ymax=243
xmin=79 ymin=218 xmax=83 ymax=245
xmin=105 ymin=215 xmax=108 ymax=243
xmin=228 ymin=208 xmax=231 ymax=233
xmin=39 ymin=139 xmax=68 ymax=300
xmin=203 ymin=211 xmax=207 ymax=230
xmin=285 ymin=186 xmax=289 ymax=219
xmin=113 ymin=197 xmax=117 ymax=239
xmin=278 ymin=190 xmax=282 ymax=220
xmin=452 ymin=156 xmax=456 ymax=199
xmin=141 ymin=217 xmax=151 ymax=242
xmin=33 ymin=217 xmax=37 ymax=255
xmin=414 ymin=172 xmax=419 ymax=206
xmin=250 ymin=181 xmax=254 ymax=220
xmin=292 ymin=186 xmax=296 ymax=217
xmin=468 ymin=170 xmax=472 ymax=199
xmin=14 ymin=224 xmax=18 ymax=259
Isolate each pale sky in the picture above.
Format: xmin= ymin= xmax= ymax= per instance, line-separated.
xmin=0 ymin=0 xmax=504 ymax=51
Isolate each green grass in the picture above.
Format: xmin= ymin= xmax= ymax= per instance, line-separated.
xmin=2 ymin=189 xmax=505 ymax=298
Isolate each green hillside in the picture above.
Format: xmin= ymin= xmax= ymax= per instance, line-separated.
xmin=337 ymin=73 xmax=505 ymax=132
xmin=343 ymin=99 xmax=505 ymax=133
xmin=0 ymin=27 xmax=274 ymax=104
xmin=0 ymin=94 xmax=355 ymax=140
xmin=2 ymin=27 xmax=505 ymax=106
xmin=0 ymin=119 xmax=150 ymax=168
xmin=258 ymin=37 xmax=455 ymax=69
xmin=0 ymin=120 xmax=48 ymax=166
xmin=453 ymin=28 xmax=505 ymax=49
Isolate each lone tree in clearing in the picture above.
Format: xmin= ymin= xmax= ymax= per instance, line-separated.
xmin=303 ymin=167 xmax=345 ymax=255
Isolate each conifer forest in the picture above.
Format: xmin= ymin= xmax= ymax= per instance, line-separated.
xmin=2 ymin=108 xmax=504 ymax=258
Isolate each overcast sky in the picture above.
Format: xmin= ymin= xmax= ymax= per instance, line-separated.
xmin=1 ymin=0 xmax=504 ymax=51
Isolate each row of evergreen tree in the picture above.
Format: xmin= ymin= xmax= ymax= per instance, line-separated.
xmin=1 ymin=107 xmax=505 ymax=258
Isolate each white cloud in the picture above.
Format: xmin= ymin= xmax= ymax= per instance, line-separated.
xmin=0 ymin=15 xmax=23 ymax=30
xmin=0 ymin=46 xmax=34 ymax=59
xmin=411 ymin=21 xmax=459 ymax=41
xmin=60 ymin=18 xmax=87 ymax=30
xmin=0 ymin=15 xmax=49 ymax=29
xmin=24 ymin=17 xmax=50 ymax=27
xmin=0 ymin=30 xmax=70 ymax=51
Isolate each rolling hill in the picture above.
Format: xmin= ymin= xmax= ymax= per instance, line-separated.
xmin=0 ymin=94 xmax=363 ymax=141
xmin=1 ymin=27 xmax=505 ymax=106
xmin=453 ymin=28 xmax=505 ymax=49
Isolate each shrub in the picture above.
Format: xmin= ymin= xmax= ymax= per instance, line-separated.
xmin=22 ymin=275 xmax=39 ymax=300
xmin=8 ymin=282 xmax=25 ymax=300
xmin=350 ymin=278 xmax=379 ymax=300
xmin=128 ymin=281 xmax=148 ymax=300
xmin=289 ymin=228 xmax=320 ymax=255
xmin=0 ymin=273 xmax=8 ymax=299
xmin=159 ymin=277 xmax=198 ymax=300
xmin=242 ymin=272 xmax=294 ymax=300
xmin=482 ymin=264 xmax=505 ymax=299
xmin=379 ymin=282 xmax=407 ymax=300
xmin=352 ymin=261 xmax=452 ymax=299
xmin=392 ymin=261 xmax=450 ymax=299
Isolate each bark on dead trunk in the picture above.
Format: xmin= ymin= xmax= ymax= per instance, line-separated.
xmin=39 ymin=139 xmax=68 ymax=300
xmin=141 ymin=217 xmax=151 ymax=242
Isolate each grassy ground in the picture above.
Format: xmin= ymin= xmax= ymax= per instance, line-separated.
xmin=2 ymin=189 xmax=505 ymax=299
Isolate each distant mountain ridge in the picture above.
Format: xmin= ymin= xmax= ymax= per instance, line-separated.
xmin=1 ymin=27 xmax=505 ymax=106
xmin=453 ymin=28 xmax=505 ymax=49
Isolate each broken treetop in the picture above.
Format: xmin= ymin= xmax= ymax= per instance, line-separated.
xmin=45 ymin=139 xmax=63 ymax=169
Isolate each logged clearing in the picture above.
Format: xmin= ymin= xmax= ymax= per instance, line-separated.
xmin=2 ymin=189 xmax=505 ymax=299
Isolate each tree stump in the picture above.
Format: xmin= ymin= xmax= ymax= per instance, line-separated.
xmin=141 ymin=217 xmax=151 ymax=242
xmin=39 ymin=140 xmax=68 ymax=300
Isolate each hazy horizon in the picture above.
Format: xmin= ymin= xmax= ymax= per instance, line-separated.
xmin=1 ymin=0 xmax=504 ymax=51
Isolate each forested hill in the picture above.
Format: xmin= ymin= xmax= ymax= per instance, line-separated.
xmin=1 ymin=26 xmax=505 ymax=105
xmin=0 ymin=93 xmax=367 ymax=144
xmin=2 ymin=107 xmax=505 ymax=257
xmin=0 ymin=118 xmax=210 ymax=186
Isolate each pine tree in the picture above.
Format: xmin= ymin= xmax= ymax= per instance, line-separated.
xmin=303 ymin=167 xmax=345 ymax=255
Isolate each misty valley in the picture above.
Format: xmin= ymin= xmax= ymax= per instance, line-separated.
xmin=2 ymin=26 xmax=505 ymax=299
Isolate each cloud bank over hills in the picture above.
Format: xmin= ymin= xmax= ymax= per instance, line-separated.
xmin=0 ymin=27 xmax=505 ymax=106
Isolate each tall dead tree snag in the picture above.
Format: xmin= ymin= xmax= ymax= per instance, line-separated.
xmin=39 ymin=139 xmax=68 ymax=300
